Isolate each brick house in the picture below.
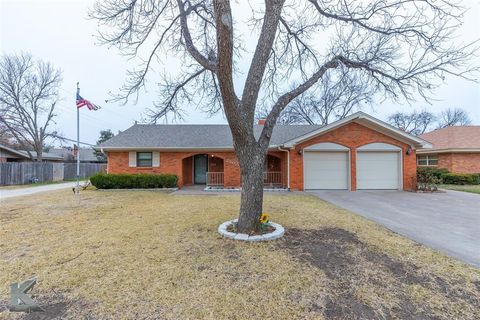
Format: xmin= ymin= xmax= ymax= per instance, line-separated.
xmin=418 ymin=126 xmax=480 ymax=173
xmin=99 ymin=112 xmax=430 ymax=191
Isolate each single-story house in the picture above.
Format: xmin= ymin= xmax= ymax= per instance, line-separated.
xmin=418 ymin=126 xmax=480 ymax=173
xmin=98 ymin=112 xmax=431 ymax=191
xmin=0 ymin=144 xmax=64 ymax=162
xmin=49 ymin=147 xmax=106 ymax=163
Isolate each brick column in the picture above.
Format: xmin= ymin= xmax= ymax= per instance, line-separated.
xmin=350 ymin=148 xmax=357 ymax=191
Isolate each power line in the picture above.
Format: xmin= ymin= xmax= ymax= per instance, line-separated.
xmin=52 ymin=134 xmax=96 ymax=147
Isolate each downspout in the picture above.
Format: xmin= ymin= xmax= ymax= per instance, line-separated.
xmin=101 ymin=148 xmax=108 ymax=173
xmin=278 ymin=146 xmax=290 ymax=190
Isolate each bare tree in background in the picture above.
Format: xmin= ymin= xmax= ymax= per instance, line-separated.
xmin=387 ymin=110 xmax=436 ymax=136
xmin=0 ymin=53 xmax=61 ymax=161
xmin=437 ymin=107 xmax=472 ymax=128
xmin=92 ymin=0 xmax=478 ymax=233
xmin=94 ymin=129 xmax=114 ymax=161
xmin=267 ymin=71 xmax=372 ymax=125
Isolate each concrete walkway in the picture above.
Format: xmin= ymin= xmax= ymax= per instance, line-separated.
xmin=171 ymin=185 xmax=290 ymax=195
xmin=310 ymin=190 xmax=480 ymax=268
xmin=0 ymin=181 xmax=78 ymax=200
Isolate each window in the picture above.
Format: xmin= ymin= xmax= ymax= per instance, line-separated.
xmin=417 ymin=155 xmax=438 ymax=166
xmin=137 ymin=152 xmax=152 ymax=167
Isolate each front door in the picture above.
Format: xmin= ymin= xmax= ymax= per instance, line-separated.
xmin=194 ymin=154 xmax=208 ymax=184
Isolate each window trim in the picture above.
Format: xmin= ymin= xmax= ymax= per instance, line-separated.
xmin=136 ymin=152 xmax=153 ymax=167
xmin=417 ymin=154 xmax=438 ymax=166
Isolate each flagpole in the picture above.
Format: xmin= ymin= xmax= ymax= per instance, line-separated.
xmin=76 ymin=82 xmax=80 ymax=195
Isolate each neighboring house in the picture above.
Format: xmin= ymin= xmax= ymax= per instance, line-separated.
xmin=49 ymin=147 xmax=106 ymax=163
xmin=98 ymin=112 xmax=430 ymax=191
xmin=418 ymin=126 xmax=480 ymax=173
xmin=0 ymin=144 xmax=64 ymax=162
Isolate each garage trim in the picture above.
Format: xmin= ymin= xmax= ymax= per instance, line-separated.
xmin=356 ymin=143 xmax=403 ymax=190
xmin=303 ymin=142 xmax=351 ymax=190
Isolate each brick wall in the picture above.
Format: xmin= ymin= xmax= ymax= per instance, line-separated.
xmin=289 ymin=122 xmax=416 ymax=191
xmin=107 ymin=151 xmax=242 ymax=188
xmin=438 ymin=153 xmax=480 ymax=173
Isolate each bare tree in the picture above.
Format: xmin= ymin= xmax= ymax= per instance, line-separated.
xmin=0 ymin=53 xmax=62 ymax=161
xmin=387 ymin=110 xmax=436 ymax=136
xmin=437 ymin=107 xmax=472 ymax=128
xmin=92 ymin=0 xmax=478 ymax=233
xmin=266 ymin=71 xmax=372 ymax=125
xmin=94 ymin=129 xmax=114 ymax=161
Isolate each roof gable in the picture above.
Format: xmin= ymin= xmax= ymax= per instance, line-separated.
xmin=282 ymin=112 xmax=431 ymax=149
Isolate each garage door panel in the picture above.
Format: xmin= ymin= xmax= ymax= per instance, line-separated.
xmin=357 ymin=152 xmax=399 ymax=190
xmin=304 ymin=152 xmax=348 ymax=190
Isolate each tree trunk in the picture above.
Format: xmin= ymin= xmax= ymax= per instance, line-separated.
xmin=236 ymin=150 xmax=267 ymax=234
xmin=35 ymin=146 xmax=43 ymax=162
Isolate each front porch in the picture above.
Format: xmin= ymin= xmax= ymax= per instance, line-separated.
xmin=181 ymin=153 xmax=287 ymax=189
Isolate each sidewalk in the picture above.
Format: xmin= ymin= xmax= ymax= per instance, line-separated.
xmin=0 ymin=181 xmax=78 ymax=200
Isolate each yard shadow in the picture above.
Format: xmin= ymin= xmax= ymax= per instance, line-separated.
xmin=0 ymin=291 xmax=98 ymax=320
xmin=276 ymin=227 xmax=480 ymax=320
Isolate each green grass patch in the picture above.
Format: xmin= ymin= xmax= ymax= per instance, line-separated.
xmin=439 ymin=184 xmax=480 ymax=194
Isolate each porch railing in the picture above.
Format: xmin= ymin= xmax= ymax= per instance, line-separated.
xmin=264 ymin=171 xmax=282 ymax=186
xmin=207 ymin=172 xmax=224 ymax=186
xmin=206 ymin=171 xmax=283 ymax=187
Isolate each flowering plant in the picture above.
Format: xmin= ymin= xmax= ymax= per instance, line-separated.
xmin=259 ymin=213 xmax=269 ymax=228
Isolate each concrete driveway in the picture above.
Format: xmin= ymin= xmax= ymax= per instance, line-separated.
xmin=310 ymin=190 xmax=480 ymax=267
xmin=0 ymin=181 xmax=78 ymax=200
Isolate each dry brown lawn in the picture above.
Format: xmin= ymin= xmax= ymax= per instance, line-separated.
xmin=0 ymin=189 xmax=479 ymax=319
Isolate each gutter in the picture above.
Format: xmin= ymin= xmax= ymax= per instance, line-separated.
xmin=278 ymin=146 xmax=290 ymax=190
xmin=416 ymin=148 xmax=480 ymax=154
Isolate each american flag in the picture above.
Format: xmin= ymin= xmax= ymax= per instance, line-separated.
xmin=76 ymin=88 xmax=100 ymax=110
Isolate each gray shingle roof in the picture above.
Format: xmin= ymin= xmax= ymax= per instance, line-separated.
xmin=0 ymin=144 xmax=64 ymax=160
xmin=99 ymin=124 xmax=323 ymax=149
xmin=50 ymin=148 xmax=104 ymax=162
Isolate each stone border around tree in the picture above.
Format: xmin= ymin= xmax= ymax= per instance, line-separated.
xmin=218 ymin=219 xmax=285 ymax=242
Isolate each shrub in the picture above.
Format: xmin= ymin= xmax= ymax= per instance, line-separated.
xmin=442 ymin=173 xmax=478 ymax=185
xmin=417 ymin=167 xmax=442 ymax=191
xmin=473 ymin=173 xmax=480 ymax=185
xmin=90 ymin=173 xmax=178 ymax=189
xmin=428 ymin=167 xmax=449 ymax=181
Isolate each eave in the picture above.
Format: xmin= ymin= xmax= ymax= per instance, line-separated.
xmin=416 ymin=148 xmax=480 ymax=154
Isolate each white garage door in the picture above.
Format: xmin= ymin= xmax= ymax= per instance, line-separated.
xmin=304 ymin=152 xmax=348 ymax=189
xmin=357 ymin=152 xmax=400 ymax=190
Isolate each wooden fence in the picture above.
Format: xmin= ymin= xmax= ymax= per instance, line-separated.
xmin=0 ymin=162 xmax=106 ymax=186
xmin=63 ymin=163 xmax=106 ymax=180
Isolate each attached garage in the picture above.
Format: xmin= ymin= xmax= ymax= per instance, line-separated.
xmin=281 ymin=112 xmax=431 ymax=191
xmin=303 ymin=143 xmax=349 ymax=190
xmin=356 ymin=143 xmax=402 ymax=190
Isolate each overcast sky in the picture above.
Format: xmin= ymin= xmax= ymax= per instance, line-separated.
xmin=1 ymin=0 xmax=479 ymax=145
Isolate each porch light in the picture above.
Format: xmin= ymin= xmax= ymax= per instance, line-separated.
xmin=406 ymin=146 xmax=412 ymax=155
xmin=297 ymin=148 xmax=303 ymax=155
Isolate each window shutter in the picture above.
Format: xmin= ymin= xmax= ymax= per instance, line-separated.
xmin=152 ymin=152 xmax=160 ymax=167
xmin=129 ymin=152 xmax=137 ymax=167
